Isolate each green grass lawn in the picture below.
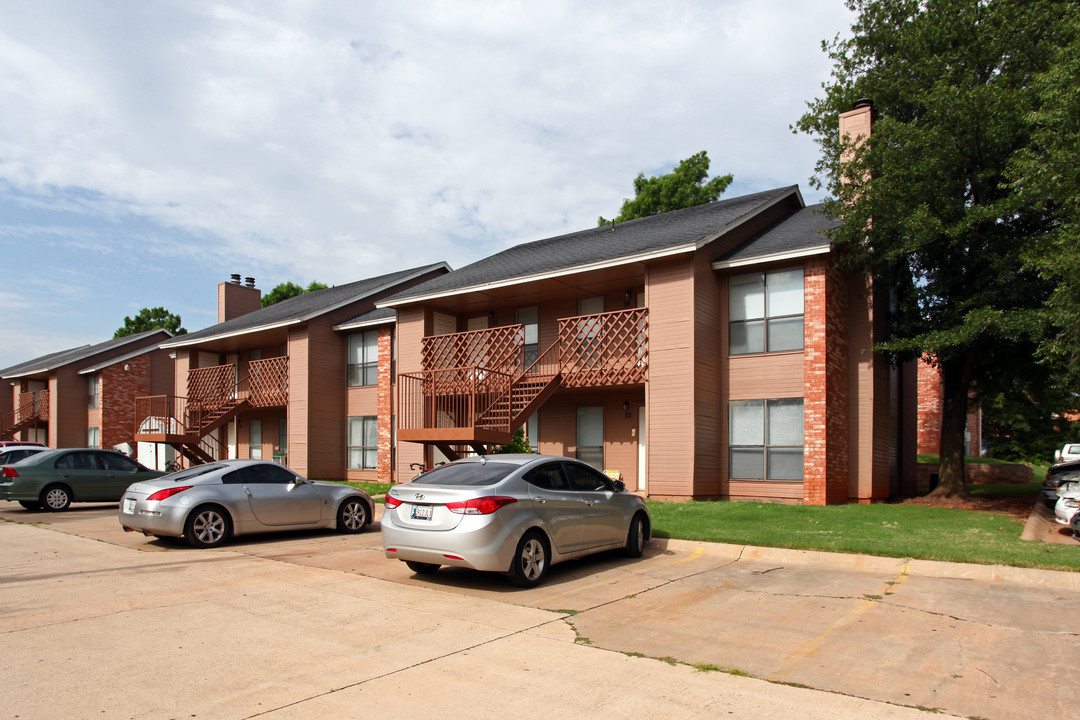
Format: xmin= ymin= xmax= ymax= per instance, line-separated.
xmin=324 ymin=481 xmax=392 ymax=501
xmin=645 ymin=496 xmax=1080 ymax=572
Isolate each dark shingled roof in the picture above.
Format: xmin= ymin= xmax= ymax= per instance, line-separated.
xmin=165 ymin=263 xmax=446 ymax=346
xmin=384 ymin=186 xmax=800 ymax=304
xmin=715 ymin=204 xmax=837 ymax=263
xmin=335 ymin=307 xmax=397 ymax=330
xmin=0 ymin=329 xmax=172 ymax=378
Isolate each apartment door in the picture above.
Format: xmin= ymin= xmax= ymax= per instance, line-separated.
xmin=227 ymin=420 xmax=237 ymax=459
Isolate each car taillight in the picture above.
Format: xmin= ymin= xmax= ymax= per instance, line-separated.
xmin=2 ymin=467 xmax=18 ymax=478
xmin=146 ymin=486 xmax=192 ymax=502
xmin=384 ymin=495 xmax=402 ymax=509
xmin=445 ymin=496 xmax=517 ymax=515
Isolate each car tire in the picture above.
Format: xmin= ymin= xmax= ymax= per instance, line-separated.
xmin=337 ymin=498 xmax=370 ymax=533
xmin=40 ymin=484 xmax=72 ymax=512
xmin=508 ymin=529 xmax=549 ymax=588
xmin=184 ymin=505 xmax=231 ymax=549
xmin=623 ymin=512 xmax=647 ymax=558
xmin=405 ymin=560 xmax=441 ymax=575
xmin=18 ymin=501 xmax=41 ymax=511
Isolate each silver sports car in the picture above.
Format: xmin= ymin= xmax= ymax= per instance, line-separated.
xmin=382 ymin=454 xmax=650 ymax=587
xmin=119 ymin=459 xmax=373 ymax=548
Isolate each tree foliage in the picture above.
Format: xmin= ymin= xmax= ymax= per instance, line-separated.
xmin=114 ymin=307 xmax=186 ymax=338
xmin=796 ymin=0 xmax=1075 ymax=496
xmin=491 ymin=429 xmax=532 ymax=455
xmin=261 ymin=280 xmax=329 ymax=307
xmin=1010 ymin=15 xmax=1080 ymax=385
xmin=598 ymin=151 xmax=733 ymax=226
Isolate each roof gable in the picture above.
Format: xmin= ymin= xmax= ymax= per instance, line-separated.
xmin=382 ymin=186 xmax=801 ymax=305
xmin=713 ymin=203 xmax=837 ymax=268
xmin=1 ymin=328 xmax=173 ymax=378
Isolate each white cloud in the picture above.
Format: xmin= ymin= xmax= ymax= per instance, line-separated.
xmin=0 ymin=0 xmax=853 ymax=368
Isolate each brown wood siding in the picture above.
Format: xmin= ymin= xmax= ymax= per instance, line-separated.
xmin=51 ymin=367 xmax=87 ymax=448
xmin=692 ymin=247 xmax=724 ymax=496
xmin=643 ymin=257 xmax=695 ymax=497
xmin=726 ymin=354 xmax=805 ymax=398
xmin=394 ymin=307 xmax=427 ymax=476
xmin=346 ymin=386 xmax=379 ymax=417
xmin=286 ymin=327 xmax=311 ymax=476
xmin=304 ymin=319 xmax=347 ymax=479
xmin=727 ymin=480 xmax=804 ymax=501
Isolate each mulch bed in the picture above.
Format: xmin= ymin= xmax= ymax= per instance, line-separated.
xmin=899 ymin=493 xmax=1039 ymax=522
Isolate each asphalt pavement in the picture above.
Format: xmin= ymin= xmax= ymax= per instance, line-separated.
xmin=1 ymin=501 xmax=1077 ymax=720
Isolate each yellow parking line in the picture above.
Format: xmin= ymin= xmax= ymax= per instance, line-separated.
xmin=773 ymin=563 xmax=911 ymax=677
xmin=675 ymin=546 xmax=705 ymax=563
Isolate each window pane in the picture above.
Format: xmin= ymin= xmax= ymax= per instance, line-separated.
xmin=347 ymin=364 xmax=361 ymax=387
xmin=576 ymin=407 xmax=603 ymax=447
xmin=729 ymin=400 xmax=764 ymax=445
xmin=363 ymin=363 xmax=378 ymax=386
xmin=768 ymin=316 xmax=804 ymax=352
xmin=363 ymin=417 xmax=378 ymax=446
xmin=730 ymin=448 xmax=764 ymax=479
xmin=729 ymin=274 xmax=765 ymax=321
xmin=768 ymin=448 xmax=804 ymax=480
xmin=768 ymin=399 xmax=804 ymax=446
xmin=362 ymin=332 xmax=378 ymax=364
xmin=363 ymin=449 xmax=377 ymax=469
xmin=348 ymin=334 xmax=364 ymax=365
xmin=348 ymin=448 xmax=363 ymax=469
xmin=730 ymin=320 xmax=765 ymax=355
xmin=766 ymin=269 xmax=804 ymax=317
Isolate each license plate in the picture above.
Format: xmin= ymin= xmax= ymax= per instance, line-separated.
xmin=123 ymin=497 xmax=136 ymax=514
xmin=410 ymin=504 xmax=433 ymax=520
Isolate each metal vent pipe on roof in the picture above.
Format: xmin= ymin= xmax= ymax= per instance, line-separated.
xmin=245 ymin=277 xmax=256 ymax=288
xmin=230 ymin=273 xmax=241 ymax=284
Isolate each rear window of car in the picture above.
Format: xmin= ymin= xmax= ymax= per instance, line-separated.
xmin=1067 ymin=445 xmax=1080 ymax=454
xmin=169 ymin=464 xmax=226 ymax=482
xmin=411 ymin=461 xmax=517 ymax=487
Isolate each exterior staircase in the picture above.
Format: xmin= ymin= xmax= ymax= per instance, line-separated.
xmin=476 ymin=372 xmax=560 ymax=433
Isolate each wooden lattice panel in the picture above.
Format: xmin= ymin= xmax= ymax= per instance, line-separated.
xmin=249 ymin=357 xmax=288 ymax=407
xmin=422 ymin=325 xmax=525 ymax=374
xmin=187 ymin=364 xmax=237 ymax=411
xmin=558 ymin=308 xmax=648 ymax=387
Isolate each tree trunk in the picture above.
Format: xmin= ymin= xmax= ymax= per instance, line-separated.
xmin=930 ymin=355 xmax=974 ymax=498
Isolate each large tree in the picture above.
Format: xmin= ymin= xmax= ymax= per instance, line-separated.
xmin=261 ymin=280 xmax=328 ymax=307
xmin=598 ymin=150 xmax=732 ymax=226
xmin=796 ymin=0 xmax=1074 ymax=497
xmin=114 ymin=307 xmax=186 ymax=338
xmin=1010 ymin=15 xmax=1080 ymax=385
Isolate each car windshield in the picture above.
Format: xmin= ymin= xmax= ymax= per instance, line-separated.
xmin=412 ymin=461 xmax=517 ymax=487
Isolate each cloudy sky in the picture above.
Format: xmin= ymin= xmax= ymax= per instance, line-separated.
xmin=0 ymin=0 xmax=853 ymax=370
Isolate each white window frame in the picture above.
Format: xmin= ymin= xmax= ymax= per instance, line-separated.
xmin=728 ymin=398 xmax=804 ymax=481
xmin=348 ymin=416 xmax=378 ymax=470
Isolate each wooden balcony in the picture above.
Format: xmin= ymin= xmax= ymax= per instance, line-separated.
xmin=0 ymin=390 xmax=49 ymax=440
xmin=398 ymin=308 xmax=647 ymax=456
xmin=133 ymin=357 xmax=288 ymax=466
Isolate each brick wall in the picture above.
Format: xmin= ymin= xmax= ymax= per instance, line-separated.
xmin=917 ymin=357 xmax=943 ymax=455
xmin=803 ymin=258 xmax=849 ymax=505
xmin=101 ymin=356 xmax=151 ymax=450
xmin=377 ymin=326 xmax=394 ymax=483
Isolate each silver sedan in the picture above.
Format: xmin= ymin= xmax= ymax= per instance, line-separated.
xmin=119 ymin=459 xmax=373 ymax=548
xmin=381 ymin=454 xmax=650 ymax=587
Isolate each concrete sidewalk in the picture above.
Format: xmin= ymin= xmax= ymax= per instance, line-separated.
xmin=0 ymin=521 xmax=941 ymax=720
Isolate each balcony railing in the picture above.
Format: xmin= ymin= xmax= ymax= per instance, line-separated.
xmin=249 ymin=357 xmax=289 ymax=407
xmin=399 ymin=366 xmax=513 ymax=435
xmin=0 ymin=390 xmax=49 ymax=439
xmin=558 ymin=308 xmax=648 ymax=387
xmin=422 ymin=325 xmax=526 ymax=374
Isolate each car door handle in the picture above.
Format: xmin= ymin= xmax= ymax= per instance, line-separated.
xmin=243 ymin=486 xmax=253 ymax=498
xmin=535 ymin=497 xmax=548 ymax=504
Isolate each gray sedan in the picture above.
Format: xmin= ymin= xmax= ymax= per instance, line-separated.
xmin=119 ymin=460 xmax=373 ymax=548
xmin=382 ymin=454 xmax=650 ymax=587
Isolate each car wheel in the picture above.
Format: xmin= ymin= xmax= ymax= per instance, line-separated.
xmin=337 ymin=497 xmax=369 ymax=533
xmin=40 ymin=485 xmax=72 ymax=512
xmin=405 ymin=560 xmax=441 ymax=575
xmin=185 ymin=506 xmax=231 ymax=548
xmin=508 ymin=530 xmax=549 ymax=588
xmin=623 ymin=512 xmax=647 ymax=558
xmin=18 ymin=501 xmax=41 ymax=511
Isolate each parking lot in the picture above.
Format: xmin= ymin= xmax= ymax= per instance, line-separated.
xmin=3 ymin=502 xmax=1078 ymax=720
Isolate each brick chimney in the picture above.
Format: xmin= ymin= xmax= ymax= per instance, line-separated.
xmin=218 ymin=273 xmax=261 ymax=323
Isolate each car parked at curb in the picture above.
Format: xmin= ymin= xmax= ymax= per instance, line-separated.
xmin=1054 ymin=443 xmax=1080 ymax=463
xmin=1054 ymin=482 xmax=1080 ymax=526
xmin=1043 ymin=458 xmax=1080 ymax=506
xmin=382 ymin=454 xmax=650 ymax=587
xmin=0 ymin=448 xmax=163 ymax=511
xmin=118 ymin=459 xmax=373 ymax=548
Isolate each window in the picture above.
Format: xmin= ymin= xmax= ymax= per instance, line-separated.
xmin=87 ymin=427 xmax=100 ymax=449
xmin=729 ymin=398 xmax=804 ymax=481
xmin=88 ymin=373 xmax=100 ymax=409
xmin=249 ymin=419 xmax=263 ymax=460
xmin=729 ymin=268 xmax=804 ymax=355
xmin=563 ymin=462 xmax=612 ymax=492
xmin=249 ymin=348 xmax=262 ymax=362
xmin=348 ymin=416 xmax=378 ymax=470
xmin=576 ymin=406 xmax=604 ymax=470
xmin=524 ymin=462 xmax=568 ymax=491
xmin=516 ymin=306 xmax=539 ymax=369
xmin=526 ymin=413 xmax=539 ymax=453
xmin=348 ymin=331 xmax=379 ymax=387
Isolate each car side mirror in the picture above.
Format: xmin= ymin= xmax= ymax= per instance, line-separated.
xmin=612 ymin=480 xmax=625 ymax=492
